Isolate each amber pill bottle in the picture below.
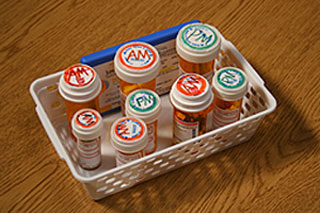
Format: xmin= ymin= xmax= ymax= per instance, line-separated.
xmin=170 ymin=73 xmax=214 ymax=144
xmin=211 ymin=67 xmax=248 ymax=129
xmin=176 ymin=23 xmax=221 ymax=82
xmin=58 ymin=64 xmax=103 ymax=140
xmin=114 ymin=42 xmax=160 ymax=114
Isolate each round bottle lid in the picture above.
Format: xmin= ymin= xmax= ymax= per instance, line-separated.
xmin=170 ymin=73 xmax=214 ymax=113
xmin=176 ymin=23 xmax=221 ymax=63
xmin=125 ymin=89 xmax=161 ymax=123
xmin=58 ymin=64 xmax=102 ymax=103
xmin=114 ymin=42 xmax=160 ymax=84
xmin=212 ymin=67 xmax=248 ymax=101
xmin=71 ymin=109 xmax=104 ymax=141
xmin=110 ymin=117 xmax=148 ymax=154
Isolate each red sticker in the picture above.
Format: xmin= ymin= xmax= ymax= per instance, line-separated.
xmin=64 ymin=64 xmax=95 ymax=87
xmin=119 ymin=43 xmax=156 ymax=70
xmin=115 ymin=118 xmax=144 ymax=141
xmin=76 ymin=110 xmax=99 ymax=128
xmin=176 ymin=74 xmax=207 ymax=96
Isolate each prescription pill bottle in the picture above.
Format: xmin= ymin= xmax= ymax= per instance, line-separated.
xmin=111 ymin=117 xmax=148 ymax=166
xmin=71 ymin=109 xmax=104 ymax=170
xmin=211 ymin=67 xmax=248 ymax=129
xmin=176 ymin=23 xmax=221 ymax=82
xmin=170 ymin=73 xmax=214 ymax=144
xmin=114 ymin=42 xmax=160 ymax=114
xmin=59 ymin=64 xmax=103 ymax=140
xmin=125 ymin=89 xmax=161 ymax=155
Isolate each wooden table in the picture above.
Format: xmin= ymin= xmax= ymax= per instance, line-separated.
xmin=1 ymin=0 xmax=319 ymax=212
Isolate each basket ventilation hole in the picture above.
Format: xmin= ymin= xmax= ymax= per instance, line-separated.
xmin=120 ymin=182 xmax=130 ymax=188
xmin=252 ymin=101 xmax=259 ymax=109
xmin=105 ymin=188 xmax=115 ymax=194
xmin=245 ymin=103 xmax=251 ymax=112
xmin=105 ymin=177 xmax=116 ymax=184
xmin=160 ymin=162 xmax=169 ymax=168
xmin=169 ymin=153 xmax=179 ymax=160
xmin=167 ymin=164 xmax=176 ymax=170
xmin=114 ymin=170 xmax=124 ymax=176
xmin=153 ymin=159 xmax=163 ymax=165
xmin=205 ymin=145 xmax=215 ymax=151
xmin=145 ymin=168 xmax=154 ymax=174
xmin=96 ymin=186 xmax=107 ymax=192
xmin=122 ymin=171 xmax=132 ymax=178
xmin=129 ymin=174 xmax=140 ymax=180
xmin=250 ymin=87 xmax=257 ymax=96
xmin=175 ymin=156 xmax=185 ymax=162
xmin=182 ymin=159 xmax=191 ymax=164
xmin=151 ymin=170 xmax=160 ymax=176
xmin=146 ymin=158 xmax=156 ymax=163
xmin=211 ymin=148 xmax=220 ymax=153
xmin=240 ymin=136 xmax=248 ymax=142
xmin=113 ymin=180 xmax=123 ymax=186
xmin=196 ymin=153 xmax=206 ymax=159
xmin=225 ymin=142 xmax=233 ymax=147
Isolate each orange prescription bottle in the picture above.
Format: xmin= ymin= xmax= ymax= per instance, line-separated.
xmin=111 ymin=117 xmax=148 ymax=166
xmin=114 ymin=42 xmax=160 ymax=114
xmin=58 ymin=64 xmax=103 ymax=140
xmin=211 ymin=67 xmax=248 ymax=129
xmin=71 ymin=109 xmax=104 ymax=170
xmin=125 ymin=89 xmax=161 ymax=155
xmin=170 ymin=73 xmax=214 ymax=144
xmin=176 ymin=23 xmax=221 ymax=82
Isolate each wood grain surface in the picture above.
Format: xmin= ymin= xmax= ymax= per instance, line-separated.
xmin=1 ymin=0 xmax=319 ymax=212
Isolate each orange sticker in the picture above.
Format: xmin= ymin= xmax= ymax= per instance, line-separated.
xmin=119 ymin=43 xmax=156 ymax=70
xmin=115 ymin=118 xmax=145 ymax=141
xmin=176 ymin=74 xmax=207 ymax=96
xmin=76 ymin=110 xmax=99 ymax=128
xmin=64 ymin=64 xmax=95 ymax=87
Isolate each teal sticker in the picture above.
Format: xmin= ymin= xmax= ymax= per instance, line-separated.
xmin=217 ymin=68 xmax=245 ymax=89
xmin=129 ymin=91 xmax=157 ymax=112
xmin=181 ymin=24 xmax=217 ymax=49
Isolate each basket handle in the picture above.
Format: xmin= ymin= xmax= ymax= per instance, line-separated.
xmin=36 ymin=105 xmax=67 ymax=160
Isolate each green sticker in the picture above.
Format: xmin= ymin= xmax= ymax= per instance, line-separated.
xmin=181 ymin=24 xmax=217 ymax=50
xmin=217 ymin=68 xmax=245 ymax=89
xmin=129 ymin=91 xmax=157 ymax=112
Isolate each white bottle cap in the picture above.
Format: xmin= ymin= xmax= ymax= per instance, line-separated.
xmin=176 ymin=23 xmax=221 ymax=63
xmin=58 ymin=64 xmax=102 ymax=103
xmin=212 ymin=67 xmax=248 ymax=101
xmin=114 ymin=42 xmax=160 ymax=84
xmin=125 ymin=89 xmax=161 ymax=123
xmin=170 ymin=73 xmax=214 ymax=113
xmin=71 ymin=109 xmax=104 ymax=141
xmin=111 ymin=117 xmax=148 ymax=154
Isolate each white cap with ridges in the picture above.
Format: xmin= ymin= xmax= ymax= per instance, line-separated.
xmin=58 ymin=64 xmax=102 ymax=103
xmin=111 ymin=117 xmax=148 ymax=154
xmin=114 ymin=42 xmax=160 ymax=84
xmin=125 ymin=89 xmax=161 ymax=123
xmin=176 ymin=23 xmax=221 ymax=63
xmin=170 ymin=73 xmax=213 ymax=113
xmin=71 ymin=108 xmax=104 ymax=141
xmin=212 ymin=67 xmax=248 ymax=101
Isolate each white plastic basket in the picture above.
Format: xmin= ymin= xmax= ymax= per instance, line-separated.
xmin=30 ymin=33 xmax=276 ymax=200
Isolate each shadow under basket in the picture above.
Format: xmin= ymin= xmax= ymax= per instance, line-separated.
xmin=30 ymin=33 xmax=276 ymax=200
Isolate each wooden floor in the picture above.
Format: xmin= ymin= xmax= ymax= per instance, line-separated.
xmin=1 ymin=0 xmax=319 ymax=212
